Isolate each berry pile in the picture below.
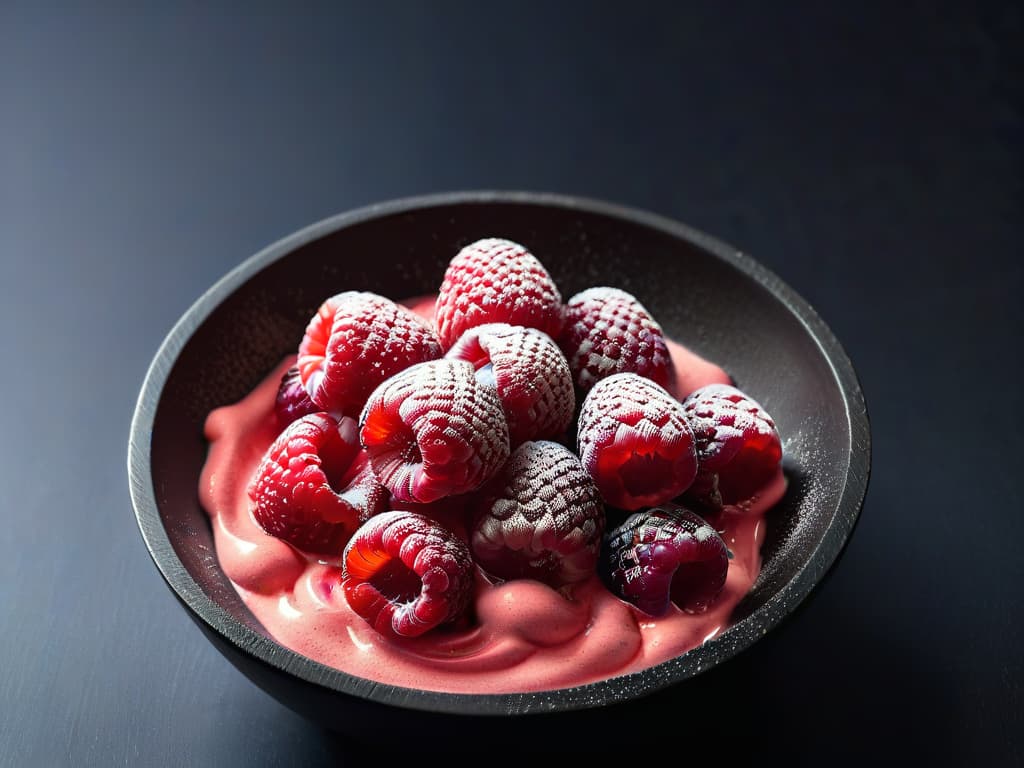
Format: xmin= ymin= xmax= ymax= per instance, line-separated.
xmin=247 ymin=238 xmax=783 ymax=639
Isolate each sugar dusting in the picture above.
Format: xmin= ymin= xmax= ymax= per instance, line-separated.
xmin=361 ymin=359 xmax=510 ymax=503
xmin=562 ymin=287 xmax=676 ymax=394
xmin=445 ymin=323 xmax=575 ymax=444
xmin=471 ymin=441 xmax=604 ymax=587
xmin=433 ymin=240 xmax=564 ymax=349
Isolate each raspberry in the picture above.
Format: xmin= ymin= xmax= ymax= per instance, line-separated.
xmin=274 ymin=365 xmax=320 ymax=428
xmin=470 ymin=441 xmax=605 ymax=588
xmin=559 ymin=287 xmax=675 ymax=394
xmin=359 ymin=360 xmax=510 ymax=504
xmin=601 ymin=503 xmax=729 ymax=616
xmin=577 ymin=373 xmax=698 ymax=510
xmin=434 ymin=238 xmax=565 ymax=349
xmin=249 ymin=413 xmax=389 ymax=557
xmin=681 ymin=384 xmax=783 ymax=510
xmin=446 ymin=323 xmax=574 ymax=445
xmin=343 ymin=511 xmax=473 ymax=637
xmin=297 ymin=292 xmax=443 ymax=418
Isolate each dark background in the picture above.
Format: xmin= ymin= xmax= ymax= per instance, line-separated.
xmin=1 ymin=2 xmax=1020 ymax=765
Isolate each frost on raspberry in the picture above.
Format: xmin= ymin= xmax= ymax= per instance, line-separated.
xmin=343 ymin=511 xmax=473 ymax=637
xmin=681 ymin=383 xmax=783 ymax=511
xmin=559 ymin=287 xmax=675 ymax=395
xmin=359 ymin=359 xmax=511 ymax=504
xmin=601 ymin=503 xmax=729 ymax=616
xmin=446 ymin=323 xmax=574 ymax=445
xmin=470 ymin=441 xmax=605 ymax=588
xmin=249 ymin=413 xmax=390 ymax=558
xmin=577 ymin=373 xmax=698 ymax=510
xmin=296 ymin=291 xmax=442 ymax=418
xmin=434 ymin=238 xmax=565 ymax=349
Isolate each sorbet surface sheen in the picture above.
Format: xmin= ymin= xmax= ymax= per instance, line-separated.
xmin=198 ymin=297 xmax=786 ymax=694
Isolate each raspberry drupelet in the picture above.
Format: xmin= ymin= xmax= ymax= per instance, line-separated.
xmin=559 ymin=287 xmax=675 ymax=395
xmin=470 ymin=440 xmax=605 ymax=588
xmin=577 ymin=373 xmax=698 ymax=510
xmin=681 ymin=383 xmax=783 ymax=511
xmin=601 ymin=503 xmax=729 ymax=616
xmin=446 ymin=323 xmax=574 ymax=446
xmin=249 ymin=412 xmax=389 ymax=558
xmin=297 ymin=291 xmax=443 ymax=418
xmin=434 ymin=238 xmax=565 ymax=349
xmin=359 ymin=359 xmax=511 ymax=504
xmin=343 ymin=511 xmax=474 ymax=638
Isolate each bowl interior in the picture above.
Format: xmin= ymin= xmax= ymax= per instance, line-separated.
xmin=134 ymin=194 xmax=867 ymax=714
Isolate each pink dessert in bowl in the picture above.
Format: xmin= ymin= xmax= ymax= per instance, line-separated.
xmin=199 ymin=239 xmax=788 ymax=694
xmin=130 ymin=193 xmax=868 ymax=728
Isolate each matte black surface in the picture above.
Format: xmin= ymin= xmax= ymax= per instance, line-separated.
xmin=1 ymin=2 xmax=1020 ymax=765
xmin=129 ymin=193 xmax=868 ymax=720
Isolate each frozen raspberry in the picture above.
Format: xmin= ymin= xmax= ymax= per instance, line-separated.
xmin=274 ymin=365 xmax=320 ymax=427
xmin=601 ymin=503 xmax=729 ymax=616
xmin=343 ymin=511 xmax=473 ymax=637
xmin=470 ymin=441 xmax=605 ymax=587
xmin=446 ymin=323 xmax=574 ymax=445
xmin=577 ymin=373 xmax=698 ymax=510
xmin=297 ymin=292 xmax=443 ymax=418
xmin=434 ymin=238 xmax=565 ymax=349
xmin=249 ymin=413 xmax=389 ymax=557
xmin=559 ymin=287 xmax=675 ymax=395
xmin=682 ymin=383 xmax=783 ymax=510
xmin=359 ymin=360 xmax=510 ymax=504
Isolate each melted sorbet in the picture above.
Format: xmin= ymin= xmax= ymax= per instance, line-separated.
xmin=199 ymin=297 xmax=785 ymax=693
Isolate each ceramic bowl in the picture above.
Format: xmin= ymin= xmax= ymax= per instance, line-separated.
xmin=128 ymin=191 xmax=869 ymax=737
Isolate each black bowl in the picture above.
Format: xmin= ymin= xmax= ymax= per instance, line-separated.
xmin=128 ymin=191 xmax=869 ymax=736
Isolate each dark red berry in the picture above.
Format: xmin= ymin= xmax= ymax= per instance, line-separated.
xmin=559 ymin=287 xmax=675 ymax=394
xmin=343 ymin=511 xmax=473 ymax=637
xmin=434 ymin=238 xmax=565 ymax=349
xmin=359 ymin=359 xmax=510 ymax=503
xmin=682 ymin=383 xmax=782 ymax=510
xmin=577 ymin=373 xmax=698 ymax=510
xmin=471 ymin=441 xmax=605 ymax=587
xmin=297 ymin=291 xmax=443 ymax=418
xmin=249 ymin=413 xmax=389 ymax=558
xmin=446 ymin=323 xmax=574 ymax=445
xmin=601 ymin=504 xmax=729 ymax=616
xmin=274 ymin=365 xmax=320 ymax=427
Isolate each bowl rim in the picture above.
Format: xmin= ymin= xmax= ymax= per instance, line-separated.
xmin=128 ymin=190 xmax=870 ymax=715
